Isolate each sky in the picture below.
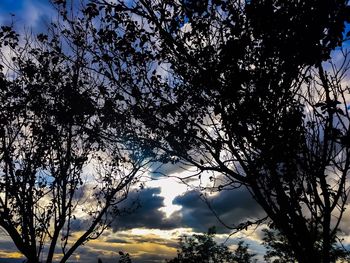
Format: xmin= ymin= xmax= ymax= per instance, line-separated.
xmin=0 ymin=0 xmax=54 ymax=31
xmin=1 ymin=1 xmax=350 ymax=263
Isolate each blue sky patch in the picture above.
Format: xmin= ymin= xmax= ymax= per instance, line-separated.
xmin=0 ymin=0 xmax=24 ymax=12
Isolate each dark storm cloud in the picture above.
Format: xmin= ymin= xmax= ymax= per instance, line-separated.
xmin=173 ymin=188 xmax=265 ymax=233
xmin=109 ymin=186 xmax=265 ymax=233
xmin=110 ymin=187 xmax=182 ymax=231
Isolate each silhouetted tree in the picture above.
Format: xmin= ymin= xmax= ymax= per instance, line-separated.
xmin=232 ymin=240 xmax=257 ymax=263
xmin=118 ymin=251 xmax=132 ymax=263
xmin=167 ymin=227 xmax=256 ymax=263
xmin=0 ymin=24 xmax=148 ymax=262
xmin=63 ymin=0 xmax=350 ymax=262
xmin=262 ymin=227 xmax=350 ymax=263
xmin=98 ymin=251 xmax=132 ymax=263
xmin=262 ymin=228 xmax=296 ymax=263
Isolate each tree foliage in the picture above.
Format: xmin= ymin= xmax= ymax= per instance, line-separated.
xmin=167 ymin=227 xmax=256 ymax=263
xmin=262 ymin=227 xmax=350 ymax=263
xmin=0 ymin=23 xmax=147 ymax=263
xmin=262 ymin=228 xmax=296 ymax=263
xmin=1 ymin=0 xmax=350 ymax=262
xmin=118 ymin=251 xmax=132 ymax=263
xmin=65 ymin=0 xmax=350 ymax=262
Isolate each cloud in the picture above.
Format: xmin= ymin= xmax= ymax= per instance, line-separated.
xmin=72 ymin=230 xmax=179 ymax=263
xmin=0 ymin=0 xmax=55 ymax=32
xmin=0 ymin=236 xmax=24 ymax=261
xmin=108 ymin=185 xmax=265 ymax=234
xmin=0 ymin=244 xmax=23 ymax=263
xmin=110 ymin=187 xmax=182 ymax=231
xmin=338 ymin=204 xmax=350 ymax=235
xmin=0 ymin=259 xmax=23 ymax=263
xmin=173 ymin=187 xmax=265 ymax=233
xmin=104 ymin=238 xmax=130 ymax=244
xmin=148 ymin=161 xmax=187 ymax=177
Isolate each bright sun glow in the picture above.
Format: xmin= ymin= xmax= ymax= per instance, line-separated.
xmin=146 ymin=175 xmax=189 ymax=217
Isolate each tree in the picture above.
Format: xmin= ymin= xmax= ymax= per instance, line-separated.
xmin=262 ymin=228 xmax=296 ymax=263
xmin=232 ymin=240 xmax=257 ymax=263
xmin=167 ymin=227 xmax=256 ymax=263
xmin=67 ymin=0 xmax=350 ymax=262
xmin=118 ymin=251 xmax=132 ymax=263
xmin=98 ymin=251 xmax=132 ymax=263
xmin=0 ymin=24 xmax=147 ymax=262
xmin=262 ymin=227 xmax=350 ymax=263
